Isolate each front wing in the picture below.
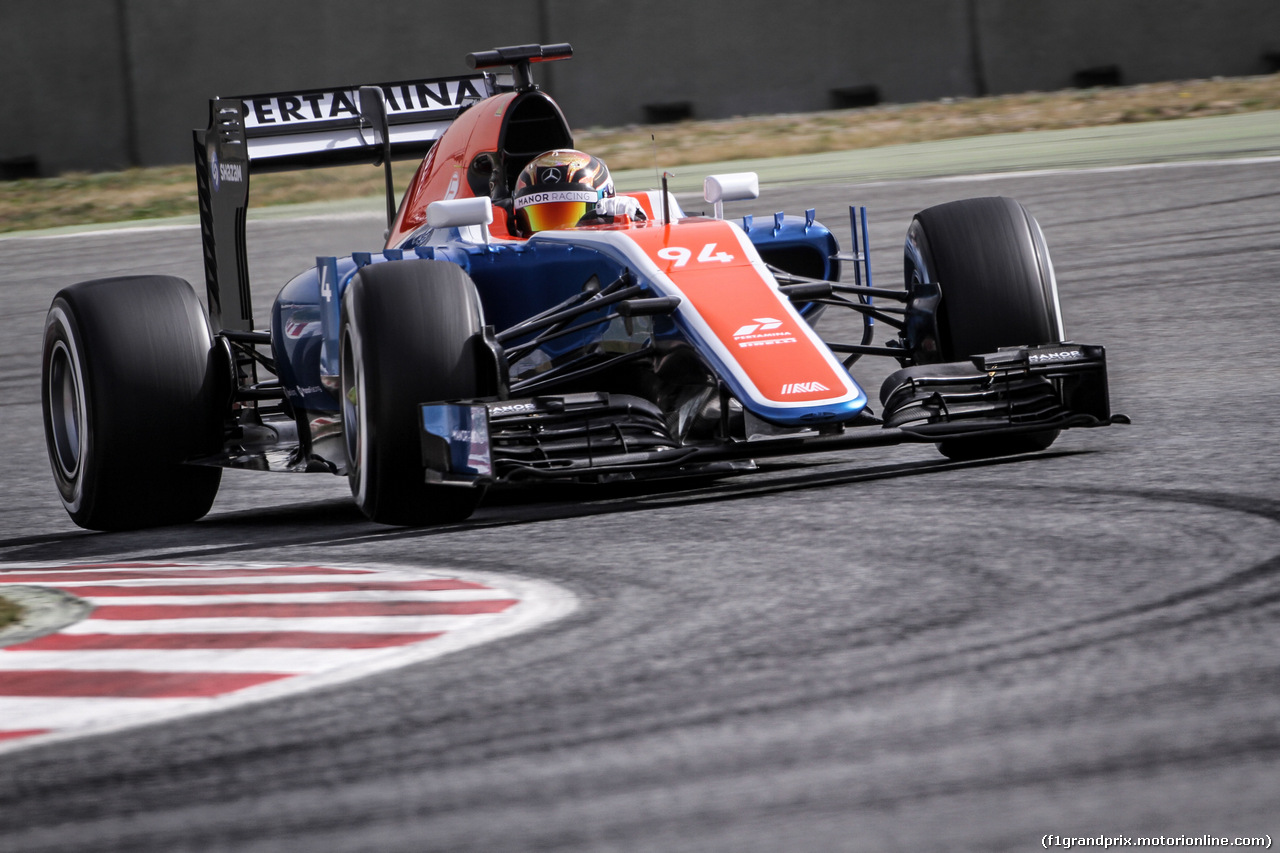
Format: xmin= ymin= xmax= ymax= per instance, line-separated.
xmin=418 ymin=343 xmax=1124 ymax=486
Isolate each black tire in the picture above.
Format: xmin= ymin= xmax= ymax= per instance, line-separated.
xmin=340 ymin=260 xmax=493 ymax=525
xmin=904 ymin=196 xmax=1064 ymax=460
xmin=41 ymin=276 xmax=223 ymax=530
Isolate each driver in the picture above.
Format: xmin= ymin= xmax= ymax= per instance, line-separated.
xmin=511 ymin=149 xmax=644 ymax=235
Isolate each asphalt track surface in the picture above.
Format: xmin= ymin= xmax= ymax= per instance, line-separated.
xmin=2 ymin=153 xmax=1280 ymax=851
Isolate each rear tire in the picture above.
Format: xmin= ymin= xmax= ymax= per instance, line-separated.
xmin=340 ymin=260 xmax=493 ymax=525
xmin=41 ymin=276 xmax=223 ymax=530
xmin=904 ymin=197 xmax=1064 ymax=460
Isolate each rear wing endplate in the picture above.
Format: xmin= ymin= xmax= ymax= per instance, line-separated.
xmin=193 ymin=74 xmax=494 ymax=333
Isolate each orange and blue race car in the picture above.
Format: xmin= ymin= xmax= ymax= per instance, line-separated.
xmin=41 ymin=43 xmax=1125 ymax=529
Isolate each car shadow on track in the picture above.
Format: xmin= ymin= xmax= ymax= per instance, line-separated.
xmin=0 ymin=499 xmax=368 ymax=564
xmin=0 ymin=450 xmax=1095 ymax=565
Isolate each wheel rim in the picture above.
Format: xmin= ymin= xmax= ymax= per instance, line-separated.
xmin=340 ymin=327 xmax=368 ymax=500
xmin=47 ymin=339 xmax=84 ymax=481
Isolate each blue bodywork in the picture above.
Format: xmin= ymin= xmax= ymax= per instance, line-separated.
xmin=271 ymin=210 xmax=846 ymax=423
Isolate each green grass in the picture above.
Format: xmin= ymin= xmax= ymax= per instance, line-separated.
xmin=4 ymin=72 xmax=1279 ymax=234
xmin=0 ymin=597 xmax=22 ymax=631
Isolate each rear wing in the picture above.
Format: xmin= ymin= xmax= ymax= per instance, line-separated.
xmin=193 ymin=74 xmax=495 ymax=333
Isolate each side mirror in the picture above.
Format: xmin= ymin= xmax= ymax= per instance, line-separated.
xmin=703 ymin=172 xmax=759 ymax=219
xmin=427 ymin=197 xmax=494 ymax=243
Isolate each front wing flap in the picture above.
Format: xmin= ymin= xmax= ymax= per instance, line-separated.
xmin=878 ymin=343 xmax=1122 ymax=438
xmin=418 ymin=346 xmax=1123 ymax=485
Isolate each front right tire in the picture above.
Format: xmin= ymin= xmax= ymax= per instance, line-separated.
xmin=41 ymin=275 xmax=223 ymax=530
xmin=904 ymin=196 xmax=1065 ymax=460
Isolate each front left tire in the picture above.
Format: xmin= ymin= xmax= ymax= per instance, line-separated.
xmin=340 ymin=260 xmax=495 ymax=525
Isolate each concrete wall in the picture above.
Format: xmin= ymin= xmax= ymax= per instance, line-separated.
xmin=977 ymin=0 xmax=1280 ymax=93
xmin=548 ymin=0 xmax=977 ymax=127
xmin=122 ymin=0 xmax=545 ymax=167
xmin=3 ymin=0 xmax=1278 ymax=175
xmin=0 ymin=1 xmax=133 ymax=174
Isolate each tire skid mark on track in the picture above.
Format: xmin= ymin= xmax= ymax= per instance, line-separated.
xmin=1051 ymin=188 xmax=1280 ymax=227
xmin=0 ymin=562 xmax=575 ymax=753
xmin=770 ymin=485 xmax=1280 ymax=702
xmin=346 ymin=484 xmax=1280 ymax=767
xmin=411 ymin=593 xmax=1280 ymax=781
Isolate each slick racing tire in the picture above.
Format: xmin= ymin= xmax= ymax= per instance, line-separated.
xmin=340 ymin=260 xmax=494 ymax=525
xmin=904 ymin=196 xmax=1064 ymax=461
xmin=41 ymin=276 xmax=223 ymax=530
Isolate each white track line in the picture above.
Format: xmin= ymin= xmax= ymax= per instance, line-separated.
xmin=0 ymin=697 xmax=208 ymax=731
xmin=9 ymin=153 xmax=1278 ymax=242
xmin=54 ymin=614 xmax=504 ymax=634
xmin=0 ymin=649 xmax=389 ymax=673
xmin=66 ymin=590 xmax=516 ymax=604
xmin=34 ymin=573 xmax=467 ymax=586
xmin=838 ymin=154 xmax=1280 ymax=190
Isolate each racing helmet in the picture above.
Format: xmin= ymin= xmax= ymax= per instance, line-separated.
xmin=512 ymin=149 xmax=614 ymax=235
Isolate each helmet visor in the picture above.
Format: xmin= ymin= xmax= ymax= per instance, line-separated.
xmin=521 ymin=200 xmax=594 ymax=232
xmin=515 ymin=189 xmax=599 ymax=233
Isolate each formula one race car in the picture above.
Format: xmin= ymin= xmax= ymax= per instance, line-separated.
xmin=41 ymin=43 xmax=1125 ymax=529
